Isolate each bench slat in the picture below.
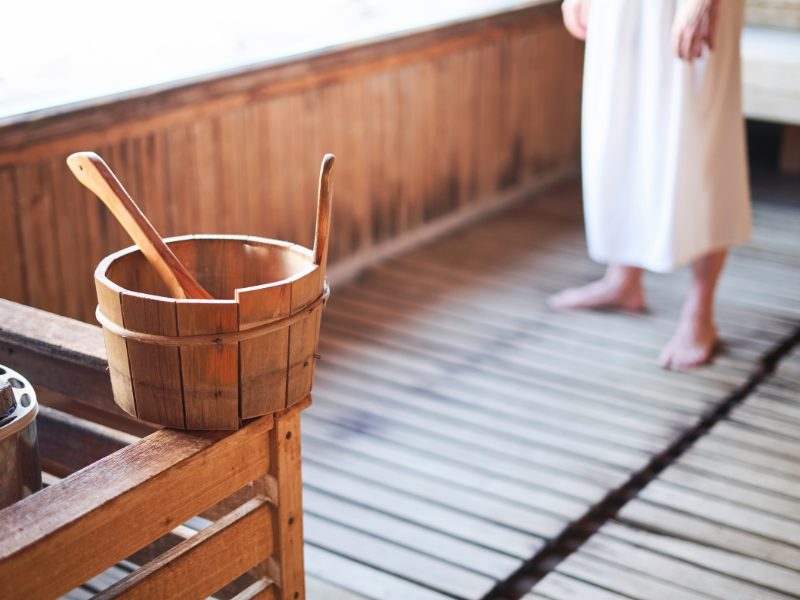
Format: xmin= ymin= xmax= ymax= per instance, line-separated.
xmin=0 ymin=415 xmax=272 ymax=599
xmin=98 ymin=497 xmax=273 ymax=599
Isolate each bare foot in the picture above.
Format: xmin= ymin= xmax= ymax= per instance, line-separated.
xmin=660 ymin=312 xmax=719 ymax=370
xmin=548 ymin=275 xmax=646 ymax=313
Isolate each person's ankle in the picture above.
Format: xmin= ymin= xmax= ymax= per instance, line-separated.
xmin=604 ymin=266 xmax=642 ymax=291
xmin=683 ymin=297 xmax=714 ymax=326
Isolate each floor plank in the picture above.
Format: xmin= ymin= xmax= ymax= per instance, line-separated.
xmin=533 ymin=348 xmax=800 ymax=599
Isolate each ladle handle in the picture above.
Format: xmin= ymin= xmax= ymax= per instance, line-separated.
xmin=313 ymin=154 xmax=335 ymax=274
xmin=67 ymin=152 xmax=213 ymax=300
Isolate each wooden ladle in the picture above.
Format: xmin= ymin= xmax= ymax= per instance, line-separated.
xmin=67 ymin=152 xmax=213 ymax=300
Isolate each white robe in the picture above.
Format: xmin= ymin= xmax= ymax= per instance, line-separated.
xmin=582 ymin=0 xmax=752 ymax=273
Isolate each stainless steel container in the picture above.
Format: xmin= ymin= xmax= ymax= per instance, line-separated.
xmin=0 ymin=364 xmax=41 ymax=509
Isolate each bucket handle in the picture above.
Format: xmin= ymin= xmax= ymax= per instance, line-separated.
xmin=313 ymin=154 xmax=335 ymax=273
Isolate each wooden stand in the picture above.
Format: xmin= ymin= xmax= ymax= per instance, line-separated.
xmin=0 ymin=392 xmax=312 ymax=600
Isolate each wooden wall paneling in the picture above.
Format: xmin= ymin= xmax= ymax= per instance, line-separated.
xmin=417 ymin=62 xmax=438 ymax=221
xmin=258 ymin=102 xmax=278 ymax=241
xmin=305 ymin=90 xmax=328 ymax=243
xmin=348 ymin=79 xmax=372 ymax=251
xmin=15 ymin=161 xmax=64 ymax=313
xmin=381 ymin=68 xmax=401 ymax=240
xmin=552 ymin=29 xmax=580 ymax=167
xmin=0 ymin=167 xmax=28 ymax=304
xmin=0 ymin=5 xmax=583 ymax=322
xmin=302 ymin=92 xmax=322 ymax=249
xmin=263 ymin=97 xmax=291 ymax=242
xmin=319 ymin=82 xmax=351 ymax=257
xmin=512 ymin=33 xmax=535 ymax=175
xmin=545 ymin=31 xmax=572 ymax=165
xmin=397 ymin=65 xmax=420 ymax=232
xmin=288 ymin=93 xmax=306 ymax=242
xmin=536 ymin=30 xmax=554 ymax=169
xmin=219 ymin=110 xmax=248 ymax=235
xmin=464 ymin=47 xmax=482 ymax=204
xmin=435 ymin=52 xmax=459 ymax=212
xmin=285 ymin=93 xmax=309 ymax=248
xmin=0 ymin=5 xmax=561 ymax=160
xmin=152 ymin=131 xmax=176 ymax=236
xmin=359 ymin=73 xmax=382 ymax=242
xmin=192 ymin=117 xmax=222 ymax=235
xmin=486 ymin=42 xmax=506 ymax=199
xmin=415 ymin=60 xmax=435 ymax=224
xmin=164 ymin=124 xmax=196 ymax=236
xmin=543 ymin=29 xmax=559 ymax=166
xmin=472 ymin=45 xmax=490 ymax=201
xmin=48 ymin=157 xmax=85 ymax=320
xmin=499 ymin=38 xmax=520 ymax=188
xmin=50 ymin=159 xmax=86 ymax=321
xmin=380 ymin=70 xmax=400 ymax=240
xmin=240 ymin=105 xmax=259 ymax=237
xmin=437 ymin=52 xmax=454 ymax=212
xmin=460 ymin=47 xmax=476 ymax=201
xmin=364 ymin=71 xmax=383 ymax=241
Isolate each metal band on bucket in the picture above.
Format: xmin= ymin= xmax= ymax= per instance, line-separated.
xmin=95 ymin=287 xmax=330 ymax=347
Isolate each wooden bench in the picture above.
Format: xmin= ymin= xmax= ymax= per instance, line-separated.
xmin=0 ymin=300 xmax=308 ymax=600
xmin=742 ymin=16 xmax=800 ymax=171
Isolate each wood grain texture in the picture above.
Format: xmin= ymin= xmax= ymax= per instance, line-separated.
xmin=231 ymin=578 xmax=278 ymax=600
xmin=0 ymin=298 xmax=118 ymax=416
xmin=286 ymin=266 xmax=324 ymax=407
xmin=531 ymin=353 xmax=800 ymax=598
xmin=176 ymin=299 xmax=240 ymax=429
xmin=0 ymin=415 xmax=273 ymax=599
xmin=237 ymin=282 xmax=292 ymax=417
xmin=119 ymin=293 xmax=185 ymax=427
xmin=95 ymin=280 xmax=136 ymax=416
xmin=0 ymin=167 xmax=26 ymax=303
xmin=270 ymin=406 xmax=307 ymax=600
xmin=0 ymin=3 xmax=582 ymax=323
xmin=97 ymin=498 xmax=273 ymax=600
xmin=37 ymin=405 xmax=137 ymax=477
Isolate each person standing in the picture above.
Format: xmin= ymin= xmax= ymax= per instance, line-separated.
xmin=550 ymin=0 xmax=752 ymax=370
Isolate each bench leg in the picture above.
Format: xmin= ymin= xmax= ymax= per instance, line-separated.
xmin=269 ymin=405 xmax=306 ymax=600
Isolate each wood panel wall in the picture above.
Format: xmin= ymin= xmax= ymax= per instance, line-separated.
xmin=0 ymin=3 xmax=582 ymax=322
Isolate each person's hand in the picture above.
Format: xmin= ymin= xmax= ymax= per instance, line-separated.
xmin=672 ymin=0 xmax=719 ymax=61
xmin=562 ymin=0 xmax=591 ymax=40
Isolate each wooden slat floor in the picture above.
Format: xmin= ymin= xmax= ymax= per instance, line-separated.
xmin=529 ymin=347 xmax=800 ymax=600
xmin=301 ymin=182 xmax=800 ymax=599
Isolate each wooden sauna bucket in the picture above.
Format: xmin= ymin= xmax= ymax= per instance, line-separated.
xmin=94 ymin=236 xmax=328 ymax=430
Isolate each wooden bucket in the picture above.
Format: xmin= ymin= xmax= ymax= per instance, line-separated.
xmin=93 ymin=158 xmax=334 ymax=430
